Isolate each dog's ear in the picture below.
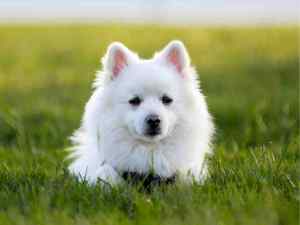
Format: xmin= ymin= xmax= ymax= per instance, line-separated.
xmin=154 ymin=40 xmax=190 ymax=77
xmin=102 ymin=42 xmax=138 ymax=79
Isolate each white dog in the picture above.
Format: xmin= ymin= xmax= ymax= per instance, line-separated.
xmin=68 ymin=40 xmax=214 ymax=185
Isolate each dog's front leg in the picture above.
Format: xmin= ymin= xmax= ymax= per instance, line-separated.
xmin=92 ymin=163 xmax=122 ymax=186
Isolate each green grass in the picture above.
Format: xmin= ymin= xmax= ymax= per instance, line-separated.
xmin=0 ymin=24 xmax=298 ymax=225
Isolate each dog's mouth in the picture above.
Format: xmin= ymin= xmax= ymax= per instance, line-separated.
xmin=144 ymin=127 xmax=162 ymax=137
xmin=130 ymin=129 xmax=165 ymax=143
xmin=128 ymin=121 xmax=172 ymax=143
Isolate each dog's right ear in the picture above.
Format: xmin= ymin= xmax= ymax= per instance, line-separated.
xmin=102 ymin=42 xmax=138 ymax=79
xmin=153 ymin=40 xmax=191 ymax=78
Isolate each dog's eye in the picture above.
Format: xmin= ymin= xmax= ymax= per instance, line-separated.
xmin=161 ymin=95 xmax=173 ymax=105
xmin=129 ymin=96 xmax=141 ymax=106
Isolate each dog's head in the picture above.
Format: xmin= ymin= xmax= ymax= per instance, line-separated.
xmin=100 ymin=41 xmax=197 ymax=143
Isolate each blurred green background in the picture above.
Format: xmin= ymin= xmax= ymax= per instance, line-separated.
xmin=0 ymin=25 xmax=298 ymax=225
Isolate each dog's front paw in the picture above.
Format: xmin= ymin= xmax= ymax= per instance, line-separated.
xmin=93 ymin=164 xmax=122 ymax=186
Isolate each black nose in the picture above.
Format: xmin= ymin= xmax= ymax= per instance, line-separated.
xmin=146 ymin=114 xmax=161 ymax=129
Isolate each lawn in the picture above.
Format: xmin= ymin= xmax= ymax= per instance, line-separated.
xmin=0 ymin=24 xmax=298 ymax=225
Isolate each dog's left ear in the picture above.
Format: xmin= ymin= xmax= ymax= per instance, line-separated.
xmin=154 ymin=40 xmax=190 ymax=76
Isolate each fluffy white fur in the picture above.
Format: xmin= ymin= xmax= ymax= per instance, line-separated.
xmin=68 ymin=40 xmax=214 ymax=185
